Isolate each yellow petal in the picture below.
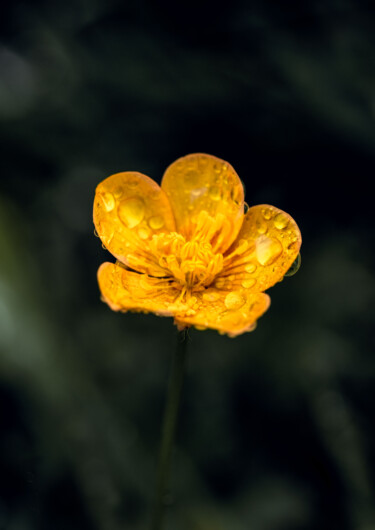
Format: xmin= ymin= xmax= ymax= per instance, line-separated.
xmin=93 ymin=172 xmax=176 ymax=276
xmin=98 ymin=262 xmax=183 ymax=315
xmin=220 ymin=205 xmax=302 ymax=292
xmin=161 ymin=153 xmax=244 ymax=253
xmin=174 ymin=288 xmax=270 ymax=337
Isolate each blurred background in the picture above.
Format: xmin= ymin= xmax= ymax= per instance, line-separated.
xmin=1 ymin=0 xmax=375 ymax=529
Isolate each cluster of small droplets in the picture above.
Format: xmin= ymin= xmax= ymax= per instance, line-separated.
xmin=97 ymin=177 xmax=167 ymax=245
xmin=214 ymin=206 xmax=299 ymax=292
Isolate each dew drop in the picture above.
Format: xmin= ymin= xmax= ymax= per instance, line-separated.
xmin=208 ymin=186 xmax=221 ymax=201
xmin=255 ymin=236 xmax=283 ymax=266
xmin=138 ymin=226 xmax=150 ymax=240
xmin=262 ymin=208 xmax=272 ymax=220
xmin=225 ymin=292 xmax=246 ymax=310
xmin=241 ymin=278 xmax=256 ymax=289
xmin=245 ymin=263 xmax=256 ymax=274
xmin=101 ymin=192 xmax=115 ymax=212
xmin=288 ymin=241 xmax=299 ymax=252
xmin=256 ymin=219 xmax=268 ymax=234
xmin=149 ymin=215 xmax=165 ymax=230
xmin=118 ymin=197 xmax=145 ymax=228
xmin=285 ymin=253 xmax=301 ymax=276
xmin=274 ymin=212 xmax=289 ymax=230
xmin=213 ymin=163 xmax=222 ymax=174
xmin=228 ymin=274 xmax=235 ymax=281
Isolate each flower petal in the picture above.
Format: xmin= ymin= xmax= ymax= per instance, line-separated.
xmin=98 ymin=262 xmax=183 ymax=315
xmin=161 ymin=153 xmax=244 ymax=253
xmin=174 ymin=288 xmax=270 ymax=337
xmin=218 ymin=205 xmax=302 ymax=292
xmin=93 ymin=172 xmax=176 ymax=276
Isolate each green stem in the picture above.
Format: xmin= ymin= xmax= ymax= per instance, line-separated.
xmin=151 ymin=329 xmax=188 ymax=530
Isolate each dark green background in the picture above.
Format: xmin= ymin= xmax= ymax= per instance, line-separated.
xmin=0 ymin=1 xmax=374 ymax=529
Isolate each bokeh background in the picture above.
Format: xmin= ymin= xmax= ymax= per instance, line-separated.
xmin=1 ymin=1 xmax=375 ymax=529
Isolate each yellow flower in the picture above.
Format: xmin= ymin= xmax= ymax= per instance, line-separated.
xmin=93 ymin=153 xmax=301 ymax=337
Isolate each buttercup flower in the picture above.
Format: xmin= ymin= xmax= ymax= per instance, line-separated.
xmin=93 ymin=153 xmax=301 ymax=337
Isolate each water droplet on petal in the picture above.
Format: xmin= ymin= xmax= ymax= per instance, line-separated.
xmin=288 ymin=241 xmax=299 ymax=252
xmin=285 ymin=253 xmax=301 ymax=276
xmin=118 ymin=197 xmax=145 ymax=228
xmin=241 ymin=278 xmax=256 ymax=289
xmin=208 ymin=186 xmax=221 ymax=201
xmin=256 ymin=219 xmax=268 ymax=234
xmin=101 ymin=192 xmax=115 ymax=212
xmin=128 ymin=180 xmax=138 ymax=189
xmin=262 ymin=208 xmax=272 ymax=220
xmin=256 ymin=236 xmax=283 ymax=266
xmin=138 ymin=226 xmax=150 ymax=240
xmin=274 ymin=212 xmax=289 ymax=230
xmin=225 ymin=292 xmax=246 ymax=310
xmin=149 ymin=215 xmax=165 ymax=230
xmin=245 ymin=263 xmax=257 ymax=274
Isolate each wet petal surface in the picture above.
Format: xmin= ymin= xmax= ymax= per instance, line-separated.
xmin=219 ymin=204 xmax=302 ymax=292
xmin=93 ymin=172 xmax=176 ymax=276
xmin=161 ymin=153 xmax=244 ymax=253
xmin=174 ymin=288 xmax=270 ymax=337
xmin=98 ymin=262 xmax=184 ymax=315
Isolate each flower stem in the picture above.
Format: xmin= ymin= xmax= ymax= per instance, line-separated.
xmin=151 ymin=329 xmax=188 ymax=530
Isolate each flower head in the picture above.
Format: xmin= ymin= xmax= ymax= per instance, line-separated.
xmin=93 ymin=153 xmax=301 ymax=337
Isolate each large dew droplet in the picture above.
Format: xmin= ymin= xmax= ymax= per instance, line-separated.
xmin=118 ymin=197 xmax=145 ymax=228
xmin=274 ymin=212 xmax=289 ymax=230
xmin=101 ymin=192 xmax=115 ymax=212
xmin=225 ymin=292 xmax=246 ymax=310
xmin=255 ymin=236 xmax=283 ymax=266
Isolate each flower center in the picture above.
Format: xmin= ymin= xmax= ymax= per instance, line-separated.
xmin=149 ymin=232 xmax=224 ymax=291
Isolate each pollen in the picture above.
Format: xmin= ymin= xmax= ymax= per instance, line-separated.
xmin=149 ymin=230 xmax=224 ymax=291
